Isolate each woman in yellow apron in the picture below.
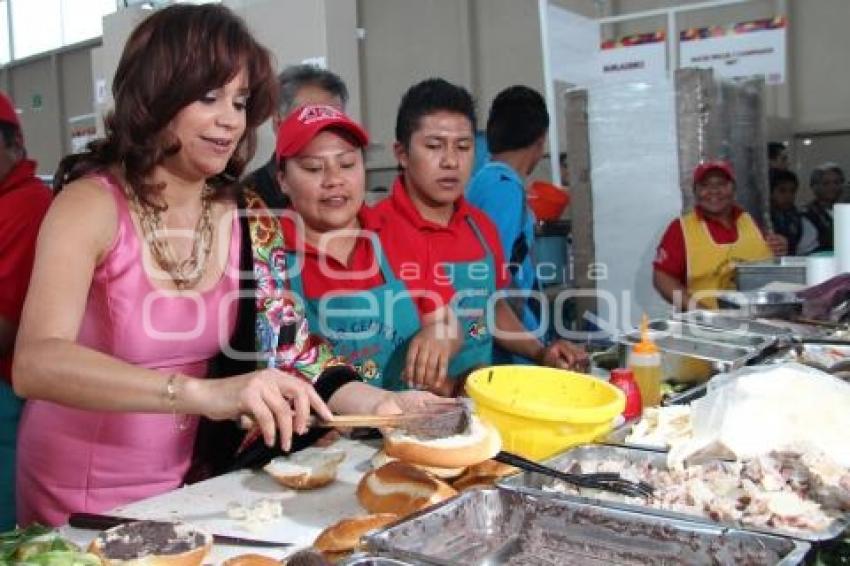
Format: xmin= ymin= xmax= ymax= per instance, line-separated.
xmin=653 ymin=161 xmax=787 ymax=310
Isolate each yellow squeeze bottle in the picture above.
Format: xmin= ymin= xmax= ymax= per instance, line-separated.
xmin=628 ymin=315 xmax=663 ymax=407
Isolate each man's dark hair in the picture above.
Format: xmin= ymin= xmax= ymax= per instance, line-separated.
xmin=810 ymin=162 xmax=846 ymax=187
xmin=278 ymin=64 xmax=348 ymax=116
xmin=395 ymin=78 xmax=476 ymax=149
xmin=559 ymin=151 xmax=568 ymax=167
xmin=767 ymin=141 xmax=786 ymax=161
xmin=486 ymin=85 xmax=549 ymax=154
xmin=769 ymin=167 xmax=798 ymax=192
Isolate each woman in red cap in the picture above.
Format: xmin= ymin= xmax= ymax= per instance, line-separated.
xmin=653 ymin=160 xmax=787 ymax=310
xmin=270 ymin=104 xmax=462 ymax=395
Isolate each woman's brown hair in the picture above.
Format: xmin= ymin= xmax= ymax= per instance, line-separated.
xmin=54 ymin=4 xmax=277 ymax=204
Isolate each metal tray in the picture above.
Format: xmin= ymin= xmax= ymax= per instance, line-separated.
xmin=647 ymin=319 xmax=776 ymax=350
xmin=341 ymin=556 xmax=414 ymax=566
xmin=672 ymin=310 xmax=794 ymax=339
xmin=736 ymin=258 xmax=807 ymax=291
xmin=618 ymin=330 xmax=755 ymax=383
xmin=764 ymin=343 xmax=850 ymax=374
xmin=364 ymin=488 xmax=809 ymax=565
xmin=498 ymin=444 xmax=849 ymax=542
xmin=716 ymin=291 xmax=804 ymax=319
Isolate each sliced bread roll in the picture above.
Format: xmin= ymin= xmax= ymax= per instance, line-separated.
xmin=313 ymin=513 xmax=398 ymax=562
xmin=356 ymin=461 xmax=456 ymax=517
xmin=370 ymin=449 xmax=466 ymax=480
xmin=88 ymin=521 xmax=211 ymax=566
xmin=383 ymin=414 xmax=501 ymax=469
xmin=264 ymin=447 xmax=346 ymax=489
xmin=223 ymin=554 xmax=282 ymax=566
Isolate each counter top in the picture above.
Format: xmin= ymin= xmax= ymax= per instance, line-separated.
xmin=61 ymin=438 xmax=382 ymax=563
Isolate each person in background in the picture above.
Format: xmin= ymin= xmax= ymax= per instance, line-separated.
xmin=374 ymin=78 xmax=587 ymax=394
xmin=769 ymin=168 xmax=817 ymax=256
xmin=0 ymin=91 xmax=52 ymax=530
xmin=467 ymin=85 xmax=551 ymax=363
xmin=653 ymin=161 xmax=787 ymax=310
xmin=273 ymin=104 xmax=460 ymax=392
xmin=12 ymin=5 xmax=425 ymax=527
xmin=559 ymin=151 xmax=570 ymax=187
xmin=803 ymin=162 xmax=846 ymax=253
xmin=768 ymin=141 xmax=789 ymax=170
xmin=244 ymin=64 xmax=348 ymax=210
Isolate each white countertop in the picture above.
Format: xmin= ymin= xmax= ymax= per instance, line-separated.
xmin=61 ymin=438 xmax=382 ymax=564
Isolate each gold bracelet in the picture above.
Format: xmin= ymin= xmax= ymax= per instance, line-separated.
xmin=165 ymin=373 xmax=188 ymax=431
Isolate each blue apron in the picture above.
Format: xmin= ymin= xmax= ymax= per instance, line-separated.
xmin=288 ymin=236 xmax=421 ymax=391
xmin=0 ymin=379 xmax=22 ymax=529
xmin=446 ymin=217 xmax=496 ymax=378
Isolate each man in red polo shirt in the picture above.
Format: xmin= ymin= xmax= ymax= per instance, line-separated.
xmin=374 ymin=78 xmax=586 ymax=392
xmin=653 ymin=160 xmax=787 ymax=311
xmin=0 ymin=91 xmax=52 ymax=529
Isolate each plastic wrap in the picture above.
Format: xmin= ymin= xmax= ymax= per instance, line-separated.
xmin=668 ymin=363 xmax=850 ymax=468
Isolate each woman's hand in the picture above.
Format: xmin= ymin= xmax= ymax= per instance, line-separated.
xmin=537 ymin=340 xmax=589 ymax=372
xmin=191 ymin=369 xmax=332 ymax=451
xmin=766 ymin=232 xmax=789 ymax=257
xmin=404 ymin=320 xmax=458 ymax=393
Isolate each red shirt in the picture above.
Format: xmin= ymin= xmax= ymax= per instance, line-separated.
xmin=0 ymin=159 xmax=52 ymax=382
xmin=372 ymin=177 xmax=510 ymax=290
xmin=653 ymin=205 xmax=750 ymax=284
xmin=279 ymin=206 xmax=453 ymax=317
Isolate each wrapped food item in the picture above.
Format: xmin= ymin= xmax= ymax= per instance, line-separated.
xmin=669 ymin=363 xmax=850 ymax=468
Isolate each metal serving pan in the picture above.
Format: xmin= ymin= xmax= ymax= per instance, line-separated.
xmin=647 ymin=319 xmax=776 ymax=350
xmin=341 ymin=556 xmax=414 ymax=566
xmin=364 ymin=488 xmax=809 ymax=565
xmin=498 ymin=444 xmax=848 ymax=542
xmin=716 ymin=291 xmax=804 ymax=319
xmin=672 ymin=310 xmax=794 ymax=340
xmin=618 ymin=329 xmax=755 ymax=383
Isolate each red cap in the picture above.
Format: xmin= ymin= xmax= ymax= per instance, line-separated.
xmin=693 ymin=160 xmax=734 ymax=185
xmin=275 ymin=104 xmax=369 ymax=161
xmin=0 ymin=91 xmax=20 ymax=128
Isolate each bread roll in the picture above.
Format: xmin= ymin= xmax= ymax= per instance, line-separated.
xmin=264 ymin=447 xmax=345 ymax=489
xmin=357 ymin=461 xmax=456 ymax=517
xmin=370 ymin=449 xmax=466 ymax=479
xmin=383 ymin=415 xmax=501 ymax=469
xmin=88 ymin=521 xmax=211 ymax=566
xmin=313 ymin=513 xmax=398 ymax=562
xmin=451 ymin=458 xmax=518 ymax=491
xmin=223 ymin=554 xmax=282 ymax=566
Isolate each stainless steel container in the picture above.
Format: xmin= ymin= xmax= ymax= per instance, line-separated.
xmin=716 ymin=290 xmax=804 ymax=319
xmin=672 ymin=310 xmax=794 ymax=339
xmin=364 ymin=488 xmax=809 ymax=565
xmin=736 ymin=257 xmax=807 ymax=291
xmin=498 ymin=444 xmax=849 ymax=542
xmin=341 ymin=556 xmax=414 ymax=566
xmin=617 ymin=326 xmax=756 ymax=383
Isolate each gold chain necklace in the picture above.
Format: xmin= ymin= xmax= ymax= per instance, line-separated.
xmin=126 ymin=185 xmax=215 ymax=290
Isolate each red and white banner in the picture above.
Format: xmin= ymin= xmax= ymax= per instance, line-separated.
xmin=680 ymin=19 xmax=787 ymax=84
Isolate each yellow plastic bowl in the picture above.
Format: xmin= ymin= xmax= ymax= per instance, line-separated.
xmin=465 ymin=365 xmax=625 ymax=461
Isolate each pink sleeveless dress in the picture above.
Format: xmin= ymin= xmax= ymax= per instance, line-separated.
xmin=16 ymin=174 xmax=240 ymax=526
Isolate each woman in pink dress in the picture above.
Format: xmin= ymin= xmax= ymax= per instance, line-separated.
xmin=12 ymin=4 xmax=434 ymax=527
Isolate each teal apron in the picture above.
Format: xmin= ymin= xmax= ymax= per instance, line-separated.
xmin=288 ymin=236 xmax=421 ymax=391
xmin=446 ymin=217 xmax=496 ymax=378
xmin=0 ymin=379 xmax=22 ymax=529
